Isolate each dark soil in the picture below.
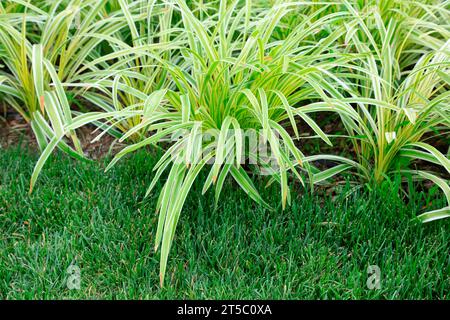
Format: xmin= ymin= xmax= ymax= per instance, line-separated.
xmin=0 ymin=110 xmax=123 ymax=159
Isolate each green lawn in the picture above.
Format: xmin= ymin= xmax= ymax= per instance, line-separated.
xmin=0 ymin=146 xmax=449 ymax=299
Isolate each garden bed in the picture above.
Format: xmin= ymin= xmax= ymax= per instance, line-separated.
xmin=1 ymin=0 xmax=449 ymax=300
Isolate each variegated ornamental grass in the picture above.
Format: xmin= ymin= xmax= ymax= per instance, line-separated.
xmin=0 ymin=0 xmax=449 ymax=286
xmin=0 ymin=0 xmax=130 ymax=157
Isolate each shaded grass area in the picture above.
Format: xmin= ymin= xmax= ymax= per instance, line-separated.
xmin=0 ymin=145 xmax=449 ymax=299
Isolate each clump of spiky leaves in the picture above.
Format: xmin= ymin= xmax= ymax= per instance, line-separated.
xmin=26 ymin=0 xmax=187 ymax=191
xmin=315 ymin=1 xmax=450 ymax=221
xmin=0 ymin=22 xmax=85 ymax=167
xmin=0 ymin=0 xmax=116 ymax=157
xmin=94 ymin=0 xmax=361 ymax=285
xmin=69 ymin=0 xmax=185 ymax=143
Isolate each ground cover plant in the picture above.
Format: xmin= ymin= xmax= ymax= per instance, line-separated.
xmin=0 ymin=0 xmax=449 ymax=294
xmin=1 ymin=147 xmax=449 ymax=299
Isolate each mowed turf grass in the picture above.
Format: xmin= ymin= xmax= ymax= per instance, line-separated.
xmin=0 ymin=144 xmax=449 ymax=299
